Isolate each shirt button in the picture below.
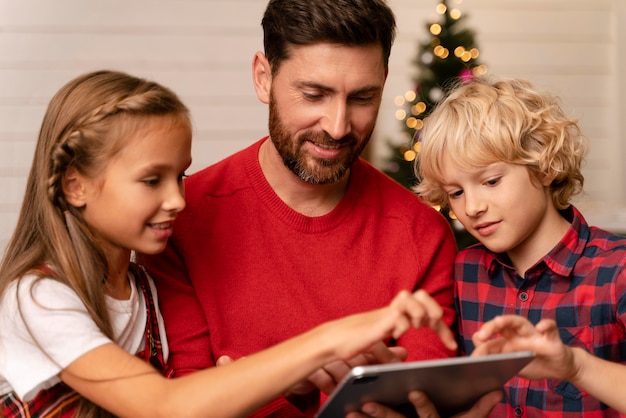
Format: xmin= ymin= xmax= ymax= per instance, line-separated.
xmin=514 ymin=407 xmax=523 ymax=416
xmin=519 ymin=292 xmax=529 ymax=301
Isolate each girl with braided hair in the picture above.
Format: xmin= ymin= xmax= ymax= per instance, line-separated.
xmin=0 ymin=70 xmax=457 ymax=417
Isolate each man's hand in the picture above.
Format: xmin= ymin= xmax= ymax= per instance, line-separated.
xmin=288 ymin=342 xmax=408 ymax=396
xmin=217 ymin=342 xmax=407 ymax=397
xmin=345 ymin=390 xmax=502 ymax=418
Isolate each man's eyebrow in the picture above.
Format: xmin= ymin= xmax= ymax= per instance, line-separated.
xmin=296 ymin=81 xmax=334 ymax=92
xmin=296 ymin=81 xmax=382 ymax=95
xmin=350 ymin=86 xmax=383 ymax=96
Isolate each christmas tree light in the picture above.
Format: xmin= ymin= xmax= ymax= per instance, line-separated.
xmin=383 ymin=0 xmax=485 ymax=249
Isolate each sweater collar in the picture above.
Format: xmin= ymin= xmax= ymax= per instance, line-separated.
xmin=244 ymin=137 xmax=363 ymax=233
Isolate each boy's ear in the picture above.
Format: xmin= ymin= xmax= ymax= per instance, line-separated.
xmin=541 ymin=173 xmax=557 ymax=187
xmin=62 ymin=167 xmax=87 ymax=208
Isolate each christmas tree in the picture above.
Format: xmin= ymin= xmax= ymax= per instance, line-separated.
xmin=384 ymin=0 xmax=486 ymax=249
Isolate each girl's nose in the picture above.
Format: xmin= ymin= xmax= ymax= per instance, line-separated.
xmin=163 ymin=182 xmax=186 ymax=213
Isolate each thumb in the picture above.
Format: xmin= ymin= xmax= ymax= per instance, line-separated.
xmin=216 ymin=355 xmax=235 ymax=367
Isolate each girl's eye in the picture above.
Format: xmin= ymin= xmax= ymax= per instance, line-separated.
xmin=448 ymin=189 xmax=463 ymax=199
xmin=178 ymin=172 xmax=189 ymax=183
xmin=143 ymin=178 xmax=160 ymax=186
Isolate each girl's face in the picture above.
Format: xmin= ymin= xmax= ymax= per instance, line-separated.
xmin=440 ymin=157 xmax=567 ymax=272
xmin=77 ymin=116 xmax=192 ymax=258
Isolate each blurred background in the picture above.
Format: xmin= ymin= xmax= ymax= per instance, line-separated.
xmin=0 ymin=0 xmax=623 ymax=251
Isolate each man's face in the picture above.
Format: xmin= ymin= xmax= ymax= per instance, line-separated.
xmin=267 ymin=43 xmax=387 ymax=184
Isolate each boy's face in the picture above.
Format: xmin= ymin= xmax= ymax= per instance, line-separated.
xmin=440 ymin=157 xmax=565 ymax=265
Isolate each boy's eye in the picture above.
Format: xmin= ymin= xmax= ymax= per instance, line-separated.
xmin=178 ymin=172 xmax=189 ymax=183
xmin=485 ymin=177 xmax=501 ymax=186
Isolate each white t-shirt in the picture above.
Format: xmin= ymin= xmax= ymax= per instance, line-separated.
xmin=0 ymin=270 xmax=168 ymax=401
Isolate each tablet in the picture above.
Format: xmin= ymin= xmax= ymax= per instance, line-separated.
xmin=315 ymin=351 xmax=535 ymax=418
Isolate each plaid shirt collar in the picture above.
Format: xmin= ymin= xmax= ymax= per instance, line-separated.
xmin=487 ymin=206 xmax=589 ymax=279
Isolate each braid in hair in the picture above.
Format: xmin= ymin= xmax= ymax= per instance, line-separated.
xmin=0 ymin=70 xmax=190 ymax=418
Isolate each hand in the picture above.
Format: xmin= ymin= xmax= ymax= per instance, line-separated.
xmin=322 ymin=289 xmax=457 ymax=364
xmin=217 ymin=344 xmax=406 ymax=397
xmin=297 ymin=289 xmax=456 ymax=399
xmin=345 ymin=390 xmax=502 ymax=418
xmin=220 ymin=289 xmax=457 ymax=403
xmin=471 ymin=315 xmax=577 ymax=381
xmin=216 ymin=355 xmax=236 ymax=367
xmin=288 ymin=343 xmax=408 ymax=396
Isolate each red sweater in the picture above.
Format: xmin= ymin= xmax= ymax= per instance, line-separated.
xmin=141 ymin=138 xmax=457 ymax=416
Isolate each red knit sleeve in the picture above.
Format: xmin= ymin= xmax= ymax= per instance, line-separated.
xmin=397 ymin=209 xmax=458 ymax=361
xmin=247 ymin=396 xmax=308 ymax=418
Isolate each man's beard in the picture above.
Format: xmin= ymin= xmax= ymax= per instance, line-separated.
xmin=268 ymin=96 xmax=371 ymax=185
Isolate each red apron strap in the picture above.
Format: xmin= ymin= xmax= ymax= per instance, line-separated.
xmin=130 ymin=263 xmax=175 ymax=378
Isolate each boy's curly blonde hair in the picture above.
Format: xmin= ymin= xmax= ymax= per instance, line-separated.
xmin=414 ymin=76 xmax=587 ymax=210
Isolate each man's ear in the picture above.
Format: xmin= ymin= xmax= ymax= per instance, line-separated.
xmin=62 ymin=167 xmax=87 ymax=208
xmin=252 ymin=51 xmax=272 ymax=104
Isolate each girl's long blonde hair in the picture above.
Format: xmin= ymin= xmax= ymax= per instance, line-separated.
xmin=0 ymin=70 xmax=190 ymax=417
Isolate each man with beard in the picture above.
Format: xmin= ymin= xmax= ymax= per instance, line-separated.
xmin=139 ymin=0 xmax=472 ymax=416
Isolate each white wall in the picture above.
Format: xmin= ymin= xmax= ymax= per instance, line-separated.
xmin=0 ymin=0 xmax=623 ymax=251
xmin=380 ymin=0 xmax=623 ymax=230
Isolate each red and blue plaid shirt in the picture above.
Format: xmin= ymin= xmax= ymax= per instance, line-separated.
xmin=456 ymin=206 xmax=626 ymax=417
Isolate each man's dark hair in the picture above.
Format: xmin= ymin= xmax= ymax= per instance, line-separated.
xmin=262 ymin=0 xmax=396 ymax=75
